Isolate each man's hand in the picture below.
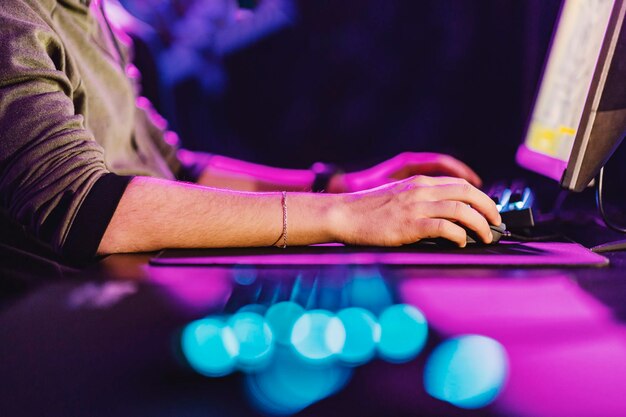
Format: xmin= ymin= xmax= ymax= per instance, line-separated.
xmin=328 ymin=152 xmax=482 ymax=193
xmin=331 ymin=175 xmax=501 ymax=247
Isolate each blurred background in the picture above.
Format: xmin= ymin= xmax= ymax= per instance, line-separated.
xmin=111 ymin=0 xmax=583 ymax=184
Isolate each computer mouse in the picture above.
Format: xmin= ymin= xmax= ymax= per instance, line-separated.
xmin=464 ymin=223 xmax=507 ymax=245
xmin=419 ymin=223 xmax=507 ymax=247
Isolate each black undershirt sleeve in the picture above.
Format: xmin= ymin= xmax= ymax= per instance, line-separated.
xmin=62 ymin=174 xmax=132 ymax=263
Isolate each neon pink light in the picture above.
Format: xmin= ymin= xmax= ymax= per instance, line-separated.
xmin=516 ymin=143 xmax=568 ymax=182
xmin=148 ymin=266 xmax=233 ymax=313
xmin=501 ymin=333 xmax=626 ymax=417
xmin=101 ymin=0 xmax=152 ymax=45
xmin=151 ymin=242 xmax=608 ymax=267
xmin=400 ymin=275 xmax=626 ymax=417
xmin=136 ymin=96 xmax=169 ymax=130
xmin=400 ymin=276 xmax=612 ymax=336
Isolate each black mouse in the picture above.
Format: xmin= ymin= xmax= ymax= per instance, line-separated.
xmin=419 ymin=223 xmax=508 ymax=247
xmin=464 ymin=223 xmax=507 ymax=245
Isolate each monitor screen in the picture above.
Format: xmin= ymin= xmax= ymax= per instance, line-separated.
xmin=516 ymin=0 xmax=625 ymax=189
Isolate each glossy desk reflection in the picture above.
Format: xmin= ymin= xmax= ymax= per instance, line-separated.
xmin=2 ymin=254 xmax=626 ymax=417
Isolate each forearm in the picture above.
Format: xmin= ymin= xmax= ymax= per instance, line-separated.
xmin=97 ymin=176 xmax=340 ymax=254
xmin=195 ymin=154 xmax=316 ymax=192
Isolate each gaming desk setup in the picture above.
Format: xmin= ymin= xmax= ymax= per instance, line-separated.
xmin=4 ymin=0 xmax=626 ymax=416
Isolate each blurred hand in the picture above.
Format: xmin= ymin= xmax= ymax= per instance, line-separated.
xmin=332 ymin=175 xmax=501 ymax=247
xmin=328 ymin=152 xmax=482 ymax=193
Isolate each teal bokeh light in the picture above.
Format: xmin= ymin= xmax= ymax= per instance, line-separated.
xmin=265 ymin=301 xmax=305 ymax=345
xmin=424 ymin=335 xmax=508 ymax=409
xmin=228 ymin=312 xmax=275 ymax=371
xmin=233 ymin=266 xmax=257 ymax=285
xmin=237 ymin=303 xmax=268 ymax=316
xmin=246 ymin=347 xmax=352 ymax=415
xmin=337 ymin=307 xmax=380 ymax=365
xmin=291 ymin=310 xmax=346 ymax=363
xmin=378 ymin=304 xmax=428 ymax=363
xmin=344 ymin=268 xmax=393 ymax=315
xmin=181 ymin=318 xmax=239 ymax=377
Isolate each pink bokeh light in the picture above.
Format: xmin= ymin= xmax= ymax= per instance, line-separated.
xmin=148 ymin=266 xmax=233 ymax=313
xmin=401 ymin=275 xmax=626 ymax=417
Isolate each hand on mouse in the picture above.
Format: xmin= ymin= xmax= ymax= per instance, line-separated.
xmin=327 ymin=152 xmax=483 ymax=193
xmin=331 ymin=175 xmax=501 ymax=247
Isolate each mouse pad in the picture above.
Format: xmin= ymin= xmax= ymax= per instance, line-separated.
xmin=149 ymin=242 xmax=609 ymax=267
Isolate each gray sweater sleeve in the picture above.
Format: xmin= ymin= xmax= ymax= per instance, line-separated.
xmin=0 ymin=1 xmax=130 ymax=262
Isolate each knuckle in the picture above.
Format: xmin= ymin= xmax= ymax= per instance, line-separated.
xmin=451 ymin=201 xmax=464 ymax=218
xmin=411 ymin=175 xmax=428 ymax=185
xmin=433 ymin=218 xmax=446 ymax=235
xmin=443 ymin=176 xmax=462 ymax=183
xmin=409 ymin=185 xmax=427 ymax=201
xmin=461 ymin=182 xmax=473 ymax=194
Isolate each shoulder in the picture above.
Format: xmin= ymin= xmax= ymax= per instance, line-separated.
xmin=0 ymin=0 xmax=67 ymax=82
xmin=0 ymin=1 xmax=58 ymax=28
xmin=1 ymin=0 xmax=93 ymax=24
xmin=1 ymin=0 xmax=58 ymax=15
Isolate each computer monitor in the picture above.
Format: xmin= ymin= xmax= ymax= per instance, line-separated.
xmin=516 ymin=0 xmax=626 ymax=192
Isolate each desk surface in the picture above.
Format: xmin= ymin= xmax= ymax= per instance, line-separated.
xmin=2 ymin=242 xmax=626 ymax=417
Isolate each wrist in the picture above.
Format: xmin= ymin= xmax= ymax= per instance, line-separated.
xmin=324 ymin=193 xmax=350 ymax=243
xmin=282 ymin=192 xmax=345 ymax=245
xmin=317 ymin=193 xmax=348 ymax=244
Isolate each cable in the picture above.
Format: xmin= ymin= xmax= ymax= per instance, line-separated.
xmin=502 ymin=232 xmax=563 ymax=242
xmin=596 ymin=165 xmax=626 ymax=233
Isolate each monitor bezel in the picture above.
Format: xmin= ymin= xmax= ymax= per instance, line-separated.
xmin=561 ymin=0 xmax=626 ymax=191
xmin=516 ymin=0 xmax=626 ymax=191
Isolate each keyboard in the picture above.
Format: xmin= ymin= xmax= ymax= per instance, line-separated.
xmin=486 ymin=181 xmax=535 ymax=231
